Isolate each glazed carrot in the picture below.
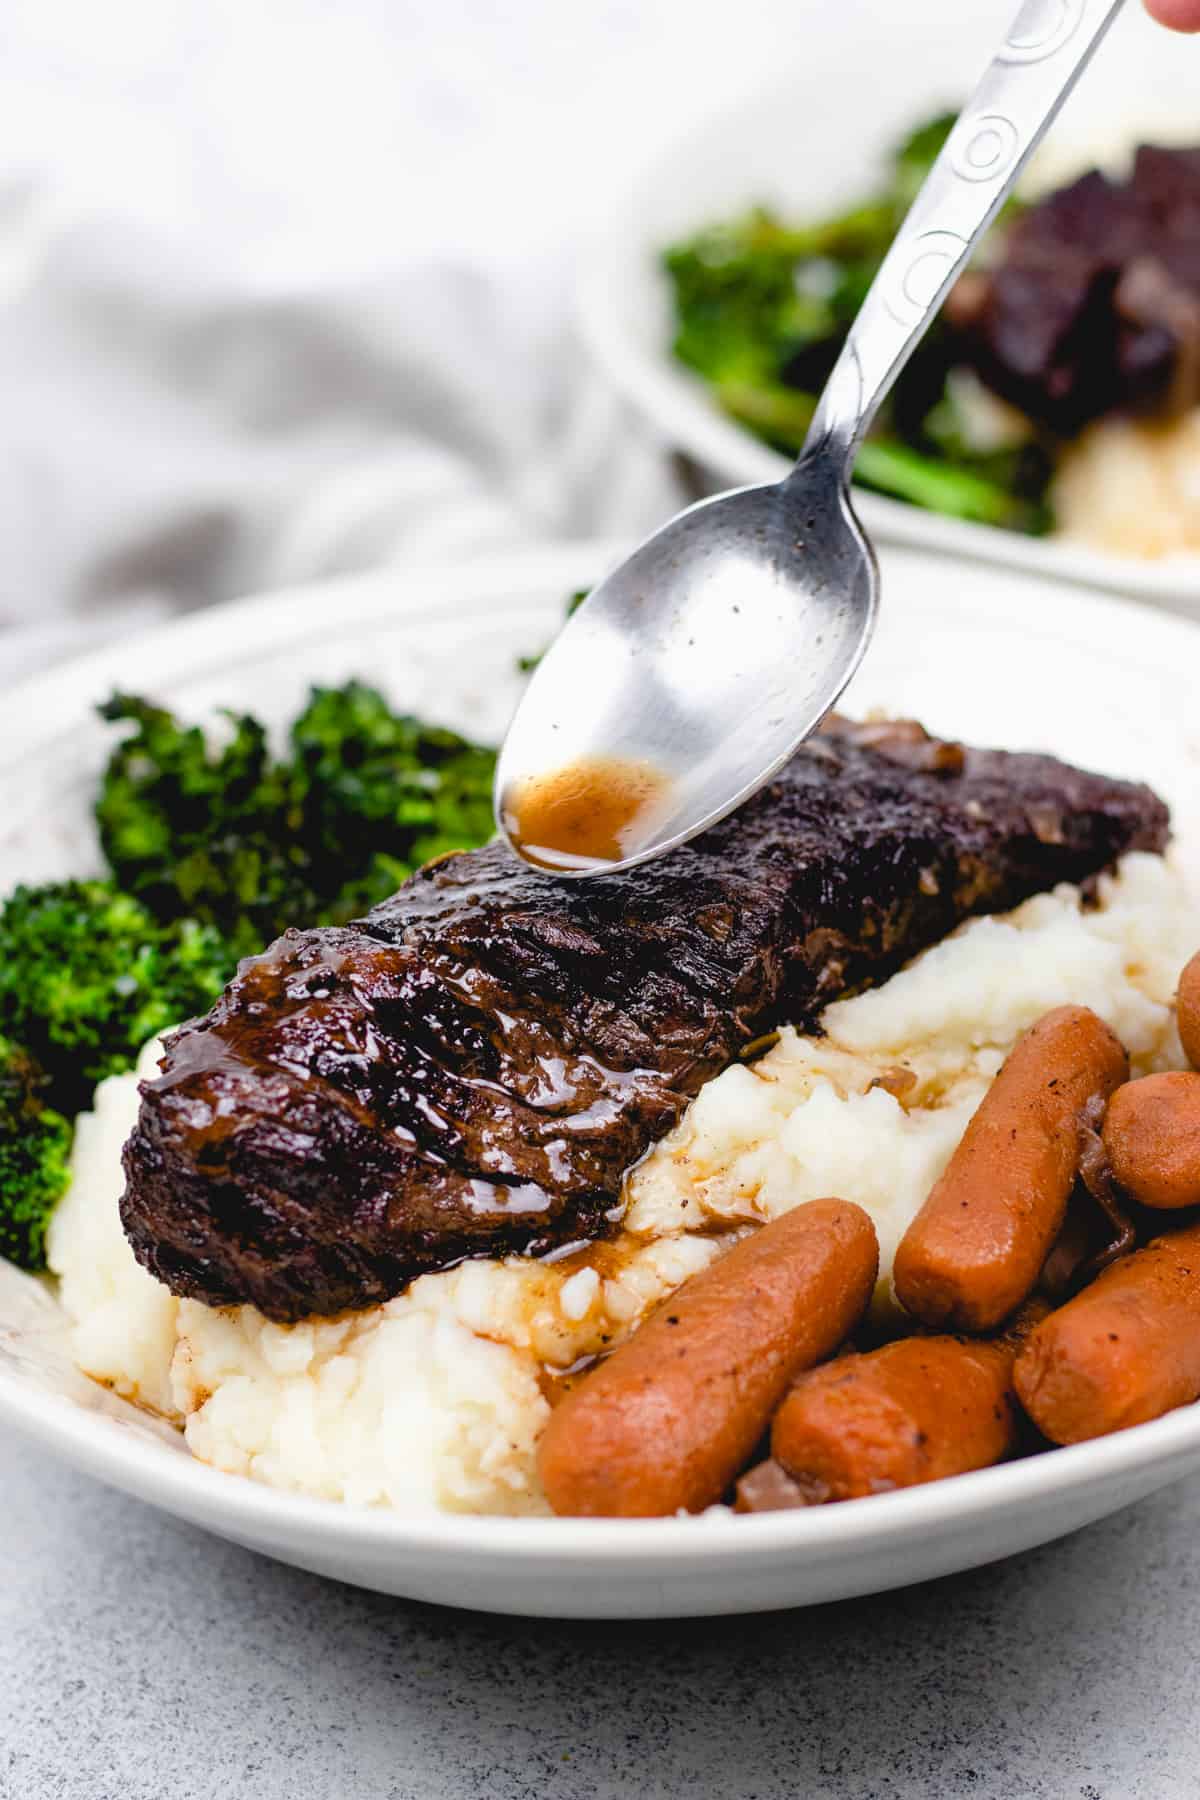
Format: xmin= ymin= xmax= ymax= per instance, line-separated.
xmin=1014 ymin=1220 xmax=1200 ymax=1443
xmin=1178 ymin=951 xmax=1200 ymax=1072
xmin=893 ymin=1007 xmax=1128 ymax=1331
xmin=537 ymin=1200 xmax=878 ymax=1517
xmin=1103 ymin=1073 xmax=1200 ymax=1210
xmin=770 ymin=1321 xmax=1036 ymax=1501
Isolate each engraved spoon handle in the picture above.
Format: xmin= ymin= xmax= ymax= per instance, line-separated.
xmin=796 ymin=0 xmax=1126 ymax=477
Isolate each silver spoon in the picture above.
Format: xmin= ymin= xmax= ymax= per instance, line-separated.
xmin=496 ymin=0 xmax=1126 ymax=877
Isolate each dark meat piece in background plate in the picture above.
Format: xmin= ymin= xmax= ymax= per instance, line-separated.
xmin=951 ymin=148 xmax=1200 ymax=435
xmin=121 ymin=718 xmax=1168 ymax=1322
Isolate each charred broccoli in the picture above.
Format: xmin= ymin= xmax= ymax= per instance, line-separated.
xmin=94 ymin=696 xmax=309 ymax=958
xmin=289 ymin=681 xmax=496 ymax=904
xmin=0 ymin=881 xmax=234 ymax=1113
xmin=0 ymin=1039 xmax=73 ymax=1269
xmin=96 ymin=683 xmax=497 ymax=949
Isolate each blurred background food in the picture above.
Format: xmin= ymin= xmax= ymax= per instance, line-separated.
xmin=576 ymin=2 xmax=1200 ymax=597
xmin=663 ymin=132 xmax=1200 ymax=551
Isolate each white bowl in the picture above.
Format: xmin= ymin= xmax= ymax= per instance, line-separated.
xmin=578 ymin=1 xmax=1200 ymax=612
xmin=1 ymin=539 xmax=1198 ymax=1618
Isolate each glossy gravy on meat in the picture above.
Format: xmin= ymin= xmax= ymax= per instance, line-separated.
xmin=503 ymin=756 xmax=673 ymax=872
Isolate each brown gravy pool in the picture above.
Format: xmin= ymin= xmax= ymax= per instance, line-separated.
xmin=503 ymin=756 xmax=673 ymax=871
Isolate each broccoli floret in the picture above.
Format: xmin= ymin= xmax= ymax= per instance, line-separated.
xmin=0 ymin=1038 xmax=73 ymax=1269
xmin=0 ymin=881 xmax=235 ymax=1113
xmin=664 ymin=207 xmax=890 ymax=391
xmin=288 ymin=682 xmax=497 ymax=920
xmin=95 ymin=684 xmax=498 ymax=948
xmin=96 ymin=694 xmax=310 ymax=955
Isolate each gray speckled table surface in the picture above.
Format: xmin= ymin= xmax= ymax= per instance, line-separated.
xmin=3 ymin=1438 xmax=1197 ymax=1800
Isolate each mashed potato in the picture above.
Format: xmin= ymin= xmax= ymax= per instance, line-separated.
xmin=47 ymin=851 xmax=1195 ymax=1514
xmin=627 ymin=852 xmax=1191 ymax=1299
xmin=1053 ymin=411 xmax=1200 ymax=560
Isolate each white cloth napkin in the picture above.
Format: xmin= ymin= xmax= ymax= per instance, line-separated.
xmin=0 ymin=0 xmax=830 ymax=687
xmin=0 ymin=214 xmax=677 ymax=616
xmin=10 ymin=0 xmax=1170 ymax=695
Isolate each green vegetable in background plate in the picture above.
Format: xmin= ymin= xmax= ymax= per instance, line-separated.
xmin=0 ymin=1039 xmax=72 ymax=1271
xmin=288 ymin=682 xmax=496 ymax=910
xmin=662 ymin=112 xmax=1053 ymax=535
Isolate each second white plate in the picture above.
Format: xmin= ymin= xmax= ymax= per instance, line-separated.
xmin=578 ymin=2 xmax=1200 ymax=612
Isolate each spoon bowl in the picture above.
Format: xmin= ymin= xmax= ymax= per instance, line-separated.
xmin=495 ymin=466 xmax=875 ymax=875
